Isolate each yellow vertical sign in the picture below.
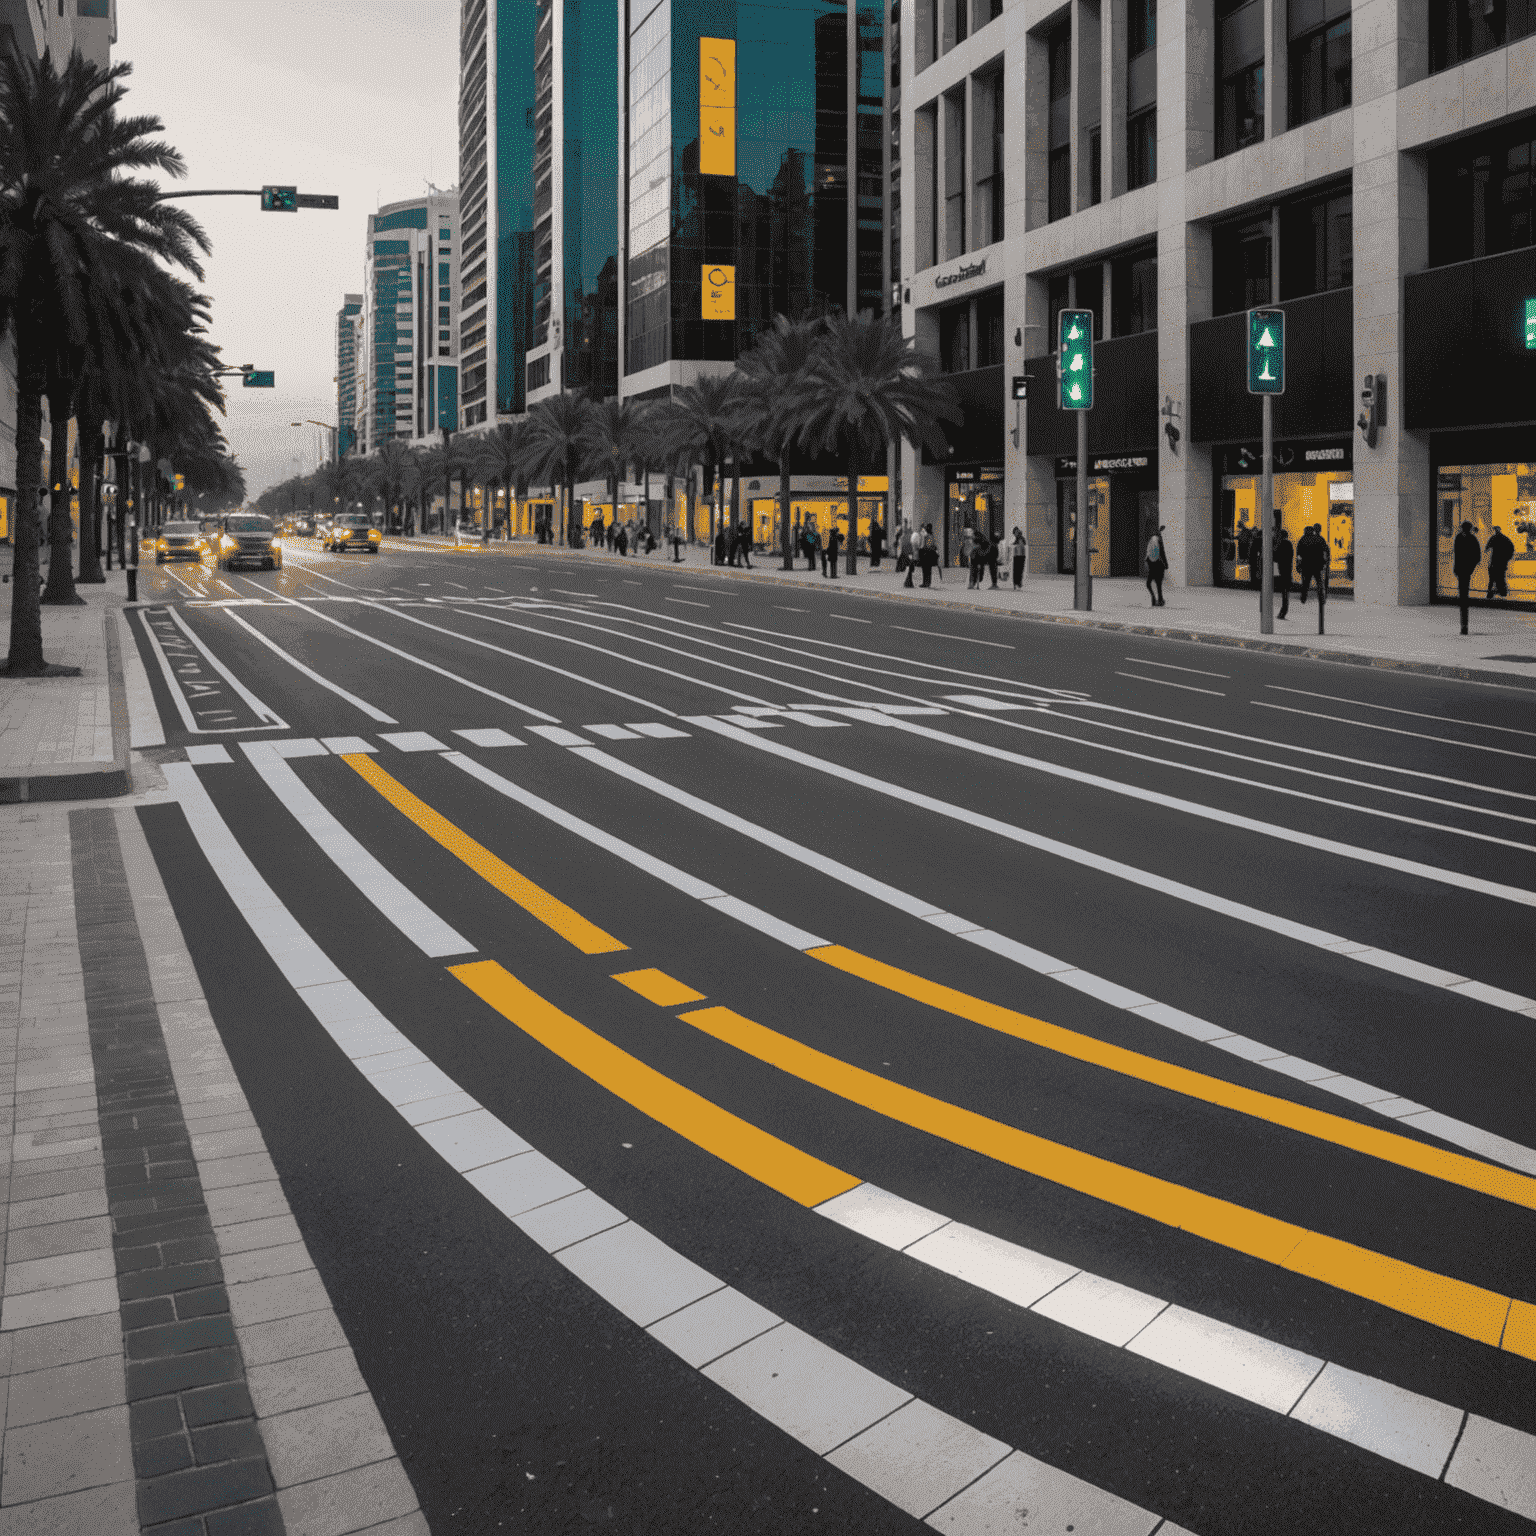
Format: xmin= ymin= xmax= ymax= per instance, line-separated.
xmin=699 ymin=37 xmax=735 ymax=176
xmin=702 ymin=265 xmax=735 ymax=320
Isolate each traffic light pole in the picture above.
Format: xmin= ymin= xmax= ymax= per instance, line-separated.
xmin=1260 ymin=393 xmax=1274 ymax=635
xmin=1075 ymin=412 xmax=1090 ymax=612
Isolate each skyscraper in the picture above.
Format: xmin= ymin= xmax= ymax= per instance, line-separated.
xmin=335 ymin=295 xmax=362 ymax=458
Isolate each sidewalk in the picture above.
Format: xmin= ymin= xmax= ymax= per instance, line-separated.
xmin=0 ymin=575 xmax=133 ymax=803
xmin=490 ymin=539 xmax=1536 ymax=689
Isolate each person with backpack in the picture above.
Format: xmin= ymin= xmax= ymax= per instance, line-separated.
xmin=1145 ymin=525 xmax=1168 ymax=606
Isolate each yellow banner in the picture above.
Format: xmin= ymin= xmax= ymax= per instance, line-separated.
xmin=699 ymin=38 xmax=735 ymax=176
xmin=703 ymin=264 xmax=735 ymax=320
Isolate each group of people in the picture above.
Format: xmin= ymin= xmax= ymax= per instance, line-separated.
xmin=1229 ymin=517 xmax=1332 ymax=619
xmin=589 ymin=515 xmax=657 ymax=557
xmin=715 ymin=519 xmax=755 ymax=568
xmin=1452 ymin=522 xmax=1517 ymax=633
xmin=795 ymin=521 xmax=843 ymax=576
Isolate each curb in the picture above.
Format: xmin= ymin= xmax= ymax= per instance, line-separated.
xmin=468 ymin=541 xmax=1536 ymax=693
xmin=0 ymin=599 xmax=134 ymax=804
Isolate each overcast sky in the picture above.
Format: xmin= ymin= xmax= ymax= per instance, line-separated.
xmin=118 ymin=1 xmax=460 ymax=498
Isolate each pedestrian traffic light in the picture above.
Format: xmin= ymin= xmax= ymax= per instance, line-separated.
xmin=1011 ymin=375 xmax=1028 ymax=401
xmin=261 ymin=185 xmax=298 ymax=212
xmin=1526 ymin=296 xmax=1536 ymax=350
xmin=1057 ymin=309 xmax=1093 ymax=410
xmin=1247 ymin=307 xmax=1285 ymax=394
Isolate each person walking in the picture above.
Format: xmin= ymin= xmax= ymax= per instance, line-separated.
xmin=967 ymin=528 xmax=984 ymax=589
xmin=805 ymin=522 xmax=821 ymax=573
xmin=870 ymin=518 xmax=886 ymax=569
xmin=713 ymin=525 xmax=727 ymax=566
xmin=1275 ymin=523 xmax=1294 ymax=619
xmin=918 ymin=524 xmax=938 ymax=588
xmin=826 ymin=523 xmax=843 ymax=578
xmin=737 ymin=519 xmax=753 ymax=570
xmin=670 ymin=525 xmax=684 ymax=563
xmin=960 ymin=525 xmax=975 ymax=585
xmin=615 ymin=523 xmax=629 ymax=557
xmin=1010 ymin=527 xmax=1027 ymax=589
xmin=1486 ymin=525 xmax=1515 ymax=599
xmin=985 ymin=530 xmax=1001 ymax=589
xmin=1144 ymin=525 xmax=1167 ymax=607
xmin=903 ymin=526 xmax=917 ymax=588
xmin=1453 ymin=520 xmax=1482 ymax=633
xmin=1296 ymin=524 xmax=1326 ymax=604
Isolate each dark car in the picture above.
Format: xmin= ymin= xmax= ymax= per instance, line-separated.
xmin=326 ymin=514 xmax=381 ymax=554
xmin=154 ymin=521 xmax=206 ymax=564
xmin=292 ymin=515 xmax=314 ymax=538
xmin=213 ymin=514 xmax=282 ymax=571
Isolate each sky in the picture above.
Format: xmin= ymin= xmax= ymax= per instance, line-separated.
xmin=117 ymin=1 xmax=460 ymax=499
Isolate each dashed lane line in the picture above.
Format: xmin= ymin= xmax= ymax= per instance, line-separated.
xmin=1267 ymin=685 xmax=1536 ymax=740
xmin=1116 ymin=671 xmax=1226 ymax=697
xmin=666 ymin=597 xmax=710 ymax=608
xmin=1254 ymin=701 xmax=1536 ymax=760
xmin=162 ymin=762 xmax=1175 ymax=1536
xmin=221 ymin=609 xmax=398 ymax=724
xmin=891 ymin=625 xmax=1015 ymax=650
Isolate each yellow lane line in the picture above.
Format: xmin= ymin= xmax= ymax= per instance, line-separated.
xmin=806 ymin=945 xmax=1536 ymax=1214
xmin=676 ymin=1004 xmax=1527 ymax=1358
xmin=612 ymin=968 xmax=707 ymax=1006
xmin=450 ymin=960 xmax=859 ymax=1209
xmin=342 ymin=754 xmax=627 ymax=955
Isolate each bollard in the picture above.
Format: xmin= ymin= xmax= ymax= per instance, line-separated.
xmin=126 ymin=566 xmax=137 ymax=603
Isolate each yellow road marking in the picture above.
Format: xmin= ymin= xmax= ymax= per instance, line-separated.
xmin=677 ymin=1004 xmax=1527 ymax=1357
xmin=612 ymin=968 xmax=707 ymax=1007
xmin=342 ymin=755 xmax=627 ymax=955
xmin=806 ymin=945 xmax=1536 ymax=1214
xmin=451 ymin=961 xmax=858 ymax=1208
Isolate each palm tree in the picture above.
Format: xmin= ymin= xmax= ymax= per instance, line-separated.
xmin=0 ymin=48 xmax=207 ymax=669
xmin=797 ymin=314 xmax=960 ymax=576
xmin=737 ymin=314 xmax=826 ymax=570
xmin=474 ymin=421 xmax=535 ymax=541
xmin=367 ymin=440 xmax=419 ymax=533
xmin=579 ymin=397 xmax=640 ymax=542
xmin=526 ymin=392 xmax=595 ymax=546
xmin=657 ymin=372 xmax=745 ymax=558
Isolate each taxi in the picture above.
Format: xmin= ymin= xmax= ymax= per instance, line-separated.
xmin=154 ymin=521 xmax=206 ymax=564
xmin=212 ymin=513 xmax=283 ymax=572
xmin=325 ymin=513 xmax=382 ymax=554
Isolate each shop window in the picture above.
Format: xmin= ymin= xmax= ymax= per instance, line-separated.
xmin=1435 ymin=463 xmax=1536 ymax=604
xmin=973 ymin=69 xmax=1005 ymax=247
xmin=1428 ymin=124 xmax=1536 ymax=267
xmin=1111 ymin=245 xmax=1157 ymax=336
xmin=1217 ymin=0 xmax=1265 ymax=158
xmin=1429 ymin=0 xmax=1536 ymax=74
xmin=1212 ymin=214 xmax=1272 ymax=315
xmin=938 ymin=299 xmax=971 ymax=372
xmin=1048 ymin=24 xmax=1072 ymax=222
xmin=1289 ymin=0 xmax=1351 ymax=128
xmin=1219 ymin=464 xmax=1354 ymax=592
xmin=1280 ymin=188 xmax=1352 ymax=297
xmin=1127 ymin=108 xmax=1156 ymax=190
xmin=976 ymin=288 xmax=1005 ymax=366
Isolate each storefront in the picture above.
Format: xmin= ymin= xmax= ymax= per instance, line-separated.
xmin=1431 ymin=445 xmax=1536 ymax=607
xmin=1056 ymin=453 xmax=1158 ymax=576
xmin=944 ymin=466 xmax=1004 ymax=566
xmin=747 ymin=477 xmax=889 ymax=555
xmin=1213 ymin=439 xmax=1353 ymax=593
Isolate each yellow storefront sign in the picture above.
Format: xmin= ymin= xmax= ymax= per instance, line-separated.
xmin=703 ymin=264 xmax=735 ymax=320
xmin=699 ymin=37 xmax=735 ymax=176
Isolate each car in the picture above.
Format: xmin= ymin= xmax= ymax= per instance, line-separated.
xmin=154 ymin=520 xmax=206 ymax=564
xmin=213 ymin=513 xmax=282 ymax=571
xmin=292 ymin=515 xmax=314 ymax=538
xmin=326 ymin=514 xmax=382 ymax=554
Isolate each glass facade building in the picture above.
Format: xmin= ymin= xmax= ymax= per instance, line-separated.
xmin=335 ymin=295 xmax=362 ymax=458
xmin=620 ymin=0 xmax=886 ymax=390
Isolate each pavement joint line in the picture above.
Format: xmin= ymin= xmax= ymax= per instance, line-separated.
xmin=158 ymin=762 xmax=1173 ymax=1535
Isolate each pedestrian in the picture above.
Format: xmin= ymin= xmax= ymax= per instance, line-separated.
xmin=960 ymin=524 xmax=975 ymax=580
xmin=870 ymin=518 xmax=886 ymax=569
xmin=737 ymin=519 xmax=753 ymax=569
xmin=615 ymin=523 xmax=629 ymax=557
xmin=895 ymin=522 xmax=911 ymax=576
xmin=670 ymin=526 xmax=684 ymax=563
xmin=1486 ymin=525 xmax=1515 ymax=599
xmin=1453 ymin=520 xmax=1482 ymax=634
xmin=966 ymin=527 xmax=983 ymax=589
xmin=602 ymin=519 xmax=613 ymax=550
xmin=826 ymin=523 xmax=843 ymax=578
xmin=805 ymin=522 xmax=821 ymax=573
xmin=713 ymin=525 xmax=727 ymax=566
xmin=918 ymin=524 xmax=938 ymax=588
xmin=1296 ymin=524 xmax=1327 ymax=604
xmin=1144 ymin=524 xmax=1167 ymax=607
xmin=986 ymin=530 xmax=1001 ymax=589
xmin=1010 ymin=527 xmax=1027 ymax=589
xmin=1275 ymin=522 xmax=1293 ymax=619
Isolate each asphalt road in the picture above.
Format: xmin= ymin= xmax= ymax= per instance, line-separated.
xmin=124 ymin=535 xmax=1536 ymax=1535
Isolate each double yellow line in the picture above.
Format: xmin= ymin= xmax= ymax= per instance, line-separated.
xmin=342 ymin=753 xmax=1536 ymax=1360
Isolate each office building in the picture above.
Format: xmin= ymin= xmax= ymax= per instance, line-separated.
xmin=617 ymin=0 xmax=887 ymax=401
xmin=895 ymin=0 xmax=1536 ymax=607
xmin=457 ymin=0 xmax=619 ymax=429
xmin=335 ymin=295 xmax=362 ymax=458
xmin=360 ymin=192 xmax=460 ymax=454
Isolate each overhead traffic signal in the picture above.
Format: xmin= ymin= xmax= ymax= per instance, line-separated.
xmin=1247 ymin=307 xmax=1285 ymax=394
xmin=242 ymin=370 xmax=275 ymax=388
xmin=1057 ymin=309 xmax=1093 ymax=410
xmin=261 ymin=185 xmax=298 ymax=212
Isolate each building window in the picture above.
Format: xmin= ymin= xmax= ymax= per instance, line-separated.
xmin=944 ymin=87 xmax=967 ymax=258
xmin=1220 ymin=462 xmax=1354 ymax=591
xmin=973 ymin=69 xmax=1004 ymax=247
xmin=1430 ymin=0 xmax=1536 ymax=73
xmin=1048 ymin=266 xmax=1103 ymax=347
xmin=1127 ymin=109 xmax=1156 ymax=189
xmin=974 ymin=0 xmax=1003 ymax=27
xmin=1280 ymin=188 xmax=1352 ymax=296
xmin=1217 ymin=0 xmax=1265 ymax=157
xmin=527 ymin=354 xmax=551 ymax=391
xmin=1111 ymin=245 xmax=1157 ymax=335
xmin=1129 ymin=0 xmax=1156 ymax=53
xmin=917 ymin=100 xmax=939 ymax=269
xmin=938 ymin=299 xmax=971 ymax=372
xmin=1089 ymin=127 xmax=1102 ymax=205
xmin=1428 ymin=123 xmax=1536 ymax=266
xmin=1213 ymin=214 xmax=1272 ymax=314
xmin=976 ymin=287 xmax=1005 ymax=365
xmin=1289 ymin=1 xmax=1351 ymax=128
xmin=1047 ymin=23 xmax=1071 ymax=223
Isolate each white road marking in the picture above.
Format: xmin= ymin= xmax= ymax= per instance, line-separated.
xmin=164 ymin=608 xmax=287 ymax=725
xmin=891 ymin=626 xmax=1015 ymax=649
xmin=221 ymin=610 xmax=397 ymax=724
xmin=526 ymin=726 xmax=591 ymax=746
xmin=163 ymin=761 xmax=1171 ymax=1535
xmin=676 ymin=584 xmax=735 ymax=596
xmin=136 ymin=609 xmax=288 ymax=736
xmin=1267 ymin=685 xmax=1536 ymax=739
xmin=1255 ymin=702 xmax=1536 ymax=760
xmin=445 ymin=582 xmax=469 ymax=590
xmin=454 ymin=728 xmax=524 ymax=748
xmin=236 ymin=743 xmax=474 ymax=958
xmin=681 ymin=717 xmax=1536 ymax=1018
xmin=116 ymin=611 xmax=166 ymax=748
xmin=185 ymin=744 xmax=231 ymax=765
xmin=627 ymin=722 xmax=690 ymax=739
xmin=774 ymin=606 xmax=808 ymax=613
xmin=377 ymin=731 xmax=449 ymax=752
xmin=942 ymin=694 xmax=1043 ymax=712
xmin=572 ymin=745 xmax=1536 ymax=1172
xmin=320 ymin=736 xmax=377 ymax=754
xmin=666 ymin=597 xmax=709 ymax=608
xmin=586 ymin=724 xmax=641 ymax=740
xmin=1125 ymin=657 xmax=1230 ymax=679
xmin=831 ymin=615 xmax=871 ymax=624
xmin=1116 ymin=671 xmax=1226 ymax=697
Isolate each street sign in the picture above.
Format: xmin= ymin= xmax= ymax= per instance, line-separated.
xmin=1011 ymin=375 xmax=1028 ymax=401
xmin=242 ymin=371 xmax=275 ymax=388
xmin=1247 ymin=306 xmax=1285 ymax=394
xmin=1526 ymin=296 xmax=1536 ymax=350
xmin=702 ymin=264 xmax=735 ymax=320
xmin=1057 ymin=309 xmax=1093 ymax=410
xmin=296 ymin=193 xmax=339 ymax=210
xmin=260 ymin=185 xmax=298 ymax=212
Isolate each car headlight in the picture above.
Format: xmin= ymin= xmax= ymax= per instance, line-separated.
xmin=368 ymin=530 xmax=380 ymax=541
xmin=338 ymin=529 xmax=351 ymax=539
xmin=157 ymin=539 xmax=167 ymax=550
xmin=269 ymin=538 xmax=281 ymax=549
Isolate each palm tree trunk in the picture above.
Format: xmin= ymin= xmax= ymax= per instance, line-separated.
xmin=779 ymin=441 xmax=794 ymax=570
xmin=42 ymin=391 xmax=80 ymax=605
xmin=78 ymin=426 xmax=105 ymax=584
xmin=845 ymin=450 xmax=859 ymax=576
xmin=6 ymin=385 xmax=47 ymax=673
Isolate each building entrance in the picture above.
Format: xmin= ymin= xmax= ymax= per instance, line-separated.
xmin=1056 ymin=454 xmax=1156 ymax=576
xmin=1215 ymin=440 xmax=1354 ymax=593
xmin=945 ymin=466 xmax=1004 ymax=566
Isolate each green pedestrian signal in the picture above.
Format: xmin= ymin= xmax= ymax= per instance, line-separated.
xmin=1247 ymin=306 xmax=1285 ymax=394
xmin=241 ymin=371 xmax=275 ymax=388
xmin=1525 ymin=296 xmax=1536 ymax=350
xmin=261 ymin=185 xmax=298 ymax=212
xmin=1058 ymin=308 xmax=1093 ymax=411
